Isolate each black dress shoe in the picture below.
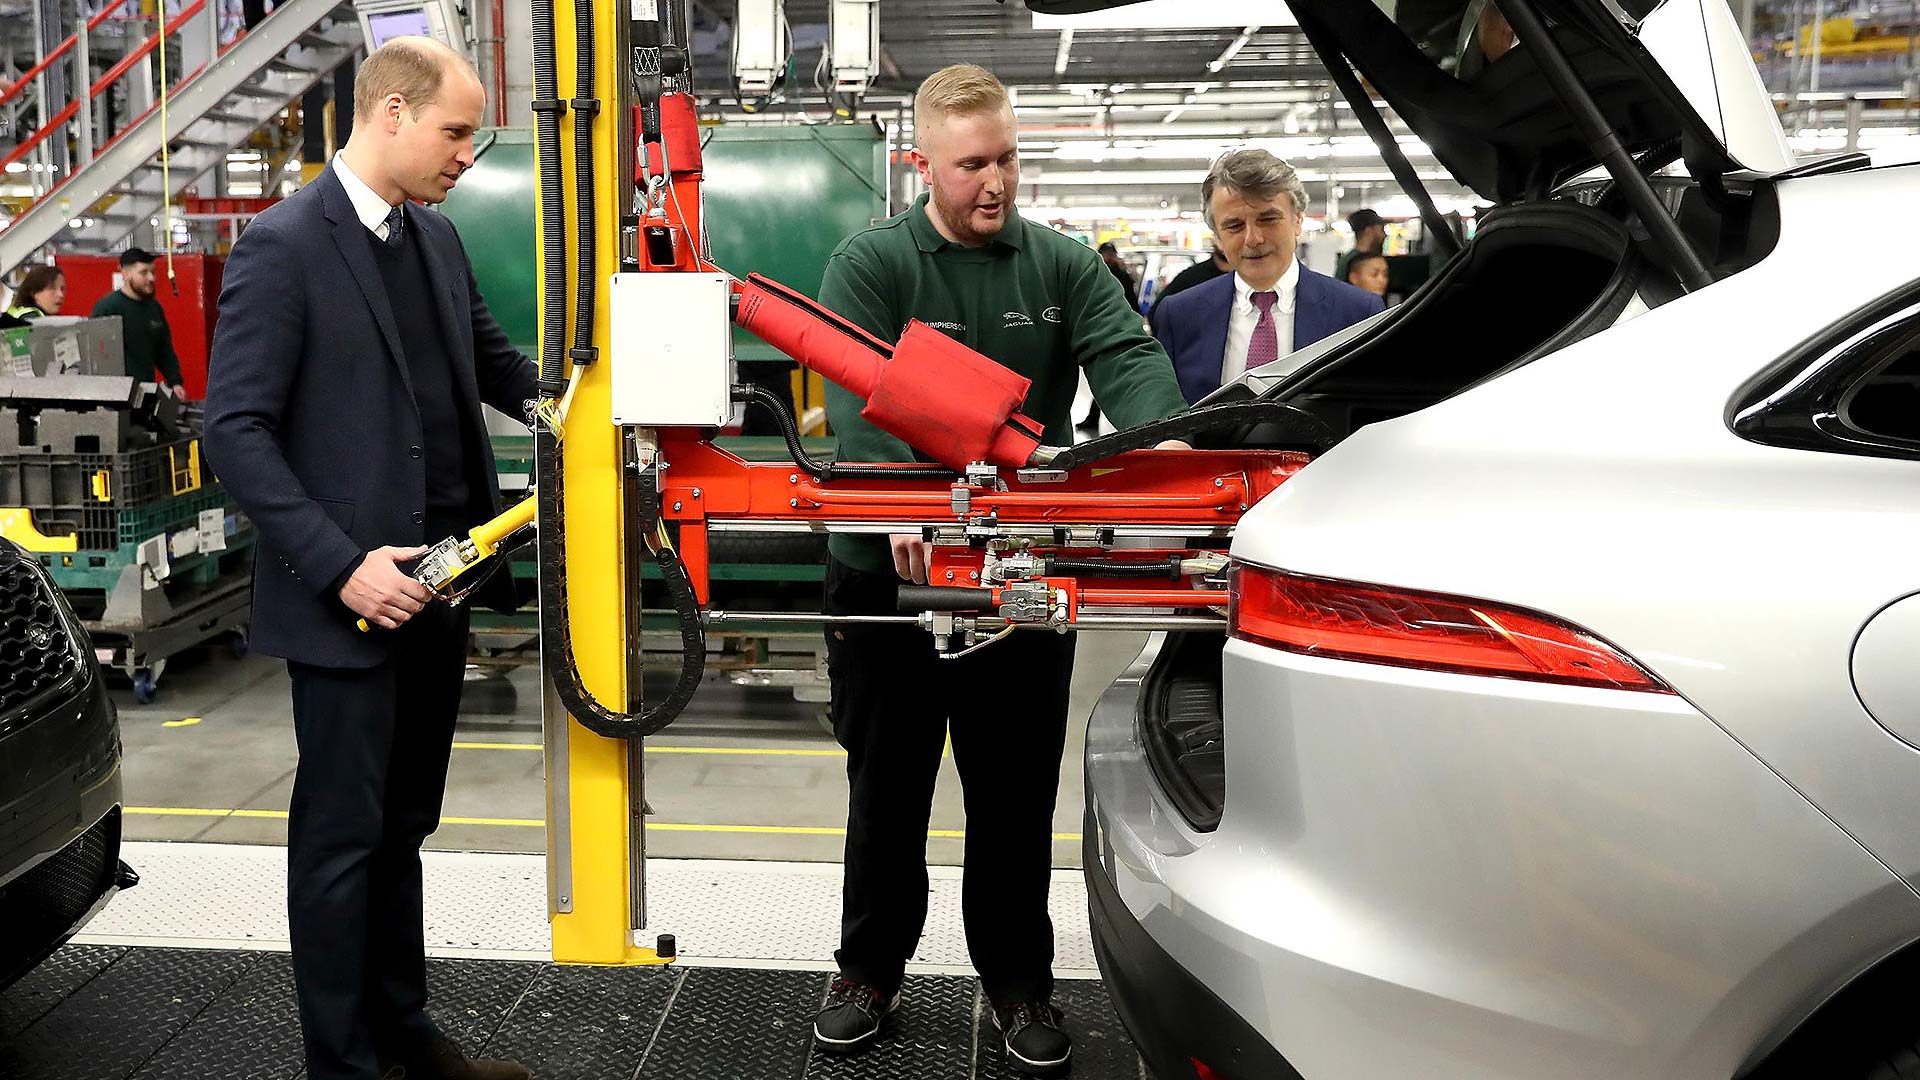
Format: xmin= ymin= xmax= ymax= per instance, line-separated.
xmin=402 ymin=1035 xmax=532 ymax=1080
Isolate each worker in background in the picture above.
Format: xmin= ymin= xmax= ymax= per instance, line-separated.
xmin=1345 ymin=249 xmax=1390 ymax=299
xmin=203 ymin=37 xmax=536 ymax=1080
xmin=90 ymin=248 xmax=188 ymax=398
xmin=1154 ymin=150 xmax=1385 ymax=404
xmin=1333 ymin=206 xmax=1387 ymax=283
xmin=1097 ymin=240 xmax=1141 ymax=314
xmin=1147 ymin=247 xmax=1230 ymax=319
xmin=1081 ymin=240 xmax=1144 ymax=436
xmin=811 ymin=62 xmax=1189 ymax=1076
xmin=1 ymin=264 xmax=65 ymax=327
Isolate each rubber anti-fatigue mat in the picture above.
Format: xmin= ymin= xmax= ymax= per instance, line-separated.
xmin=640 ymin=966 xmax=818 ymax=1079
xmin=129 ymin=952 xmax=303 ymax=1080
xmin=804 ymin=973 xmax=978 ymax=1080
xmin=0 ymin=947 xmax=256 ymax=1080
xmin=0 ymin=944 xmax=126 ymax=1041
xmin=479 ymin=961 xmax=681 ymax=1080
xmin=974 ymin=979 xmax=1143 ymax=1080
xmin=425 ymin=956 xmax=545 ymax=1057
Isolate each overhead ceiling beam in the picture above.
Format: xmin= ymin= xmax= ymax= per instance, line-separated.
xmin=1164 ymin=23 xmax=1259 ymax=124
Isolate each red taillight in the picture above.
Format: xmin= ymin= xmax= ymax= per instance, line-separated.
xmin=1227 ymin=562 xmax=1671 ymax=693
xmin=1190 ymin=1058 xmax=1224 ymax=1080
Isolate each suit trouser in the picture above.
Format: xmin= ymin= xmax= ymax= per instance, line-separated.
xmin=287 ymin=601 xmax=470 ymax=1080
xmin=824 ymin=557 xmax=1075 ymax=1006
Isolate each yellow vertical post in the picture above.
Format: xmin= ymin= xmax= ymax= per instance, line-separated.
xmin=537 ymin=0 xmax=653 ymax=965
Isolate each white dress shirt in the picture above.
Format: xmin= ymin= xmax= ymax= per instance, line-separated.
xmin=1220 ymin=257 xmax=1300 ymax=386
xmin=332 ymin=152 xmax=403 ymax=240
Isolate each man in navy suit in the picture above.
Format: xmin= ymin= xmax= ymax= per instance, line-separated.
xmin=1152 ymin=150 xmax=1384 ymax=404
xmin=204 ymin=37 xmax=536 ymax=1080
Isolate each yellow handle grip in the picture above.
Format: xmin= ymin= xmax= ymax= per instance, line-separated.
xmin=351 ymin=495 xmax=537 ymax=634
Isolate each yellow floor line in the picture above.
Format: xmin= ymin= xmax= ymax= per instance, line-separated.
xmin=124 ymin=806 xmax=1080 ymax=841
xmin=449 ymin=742 xmax=848 ymax=757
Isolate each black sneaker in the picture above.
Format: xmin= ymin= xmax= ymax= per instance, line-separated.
xmin=991 ymin=999 xmax=1072 ymax=1076
xmin=812 ymin=975 xmax=900 ymax=1054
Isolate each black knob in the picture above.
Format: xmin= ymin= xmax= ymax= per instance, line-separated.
xmin=655 ymin=933 xmax=677 ymax=959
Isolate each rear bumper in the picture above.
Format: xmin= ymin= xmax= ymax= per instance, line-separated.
xmin=1084 ymin=806 xmax=1303 ymax=1080
xmin=1086 ymin=634 xmax=1920 ymax=1079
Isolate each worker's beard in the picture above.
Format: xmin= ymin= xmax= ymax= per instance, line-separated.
xmin=929 ymin=182 xmax=1006 ymax=247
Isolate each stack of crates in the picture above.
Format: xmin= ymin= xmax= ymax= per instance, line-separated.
xmin=0 ymin=434 xmax=254 ymax=619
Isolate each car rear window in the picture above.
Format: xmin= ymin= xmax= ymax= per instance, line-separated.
xmin=1370 ymin=0 xmax=1660 ymax=80
xmin=1842 ymin=331 xmax=1920 ymax=444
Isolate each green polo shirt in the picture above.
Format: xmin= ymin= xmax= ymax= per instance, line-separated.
xmin=90 ymin=290 xmax=183 ymax=386
xmin=819 ymin=193 xmax=1189 ymax=574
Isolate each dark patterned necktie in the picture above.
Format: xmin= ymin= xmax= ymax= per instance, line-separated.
xmin=383 ymin=204 xmax=405 ymax=246
xmin=1247 ymin=290 xmax=1280 ymax=369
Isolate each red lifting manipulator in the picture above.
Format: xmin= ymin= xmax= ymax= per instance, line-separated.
xmin=611 ymin=92 xmax=1332 ymax=659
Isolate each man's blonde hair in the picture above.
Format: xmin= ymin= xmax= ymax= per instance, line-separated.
xmin=354 ymin=37 xmax=478 ymax=121
xmin=913 ymin=63 xmax=1010 ymax=125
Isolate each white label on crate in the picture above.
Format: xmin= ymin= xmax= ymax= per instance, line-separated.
xmin=634 ymin=0 xmax=658 ymax=19
xmin=138 ymin=536 xmax=170 ymax=586
xmin=7 ymin=350 xmax=29 ymax=376
xmin=168 ymin=528 xmax=199 ymax=560
xmin=198 ymin=509 xmax=226 ymax=552
xmin=51 ymin=332 xmax=81 ymax=374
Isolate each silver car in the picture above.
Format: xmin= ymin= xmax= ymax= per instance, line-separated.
xmin=1075 ymin=1 xmax=1920 ymax=1077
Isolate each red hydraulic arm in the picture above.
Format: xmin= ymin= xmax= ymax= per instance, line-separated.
xmin=609 ymin=92 xmax=1313 ymax=654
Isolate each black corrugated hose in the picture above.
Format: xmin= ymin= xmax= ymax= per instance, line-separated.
xmin=532 ymin=0 xmax=699 ymax=739
xmin=731 ymin=384 xmax=955 ymax=481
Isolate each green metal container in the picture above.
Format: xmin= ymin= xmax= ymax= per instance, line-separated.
xmin=436 ymin=130 xmax=541 ymax=354
xmin=436 ymin=122 xmax=890 ymax=358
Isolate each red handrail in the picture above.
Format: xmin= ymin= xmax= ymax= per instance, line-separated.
xmin=0 ymin=0 xmax=208 ymax=171
xmin=0 ymin=0 xmax=134 ymax=110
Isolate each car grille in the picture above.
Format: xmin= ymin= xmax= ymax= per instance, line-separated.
xmin=0 ymin=809 xmax=118 ymax=976
xmin=0 ymin=557 xmax=82 ymax=718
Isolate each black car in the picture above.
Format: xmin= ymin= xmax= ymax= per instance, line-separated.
xmin=0 ymin=536 xmax=135 ymax=989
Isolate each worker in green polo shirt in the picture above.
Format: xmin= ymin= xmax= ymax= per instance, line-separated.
xmin=90 ymin=248 xmax=187 ymax=399
xmin=808 ymin=63 xmax=1188 ymax=1075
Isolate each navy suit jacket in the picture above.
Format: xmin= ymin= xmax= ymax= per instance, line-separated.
xmin=1150 ymin=264 xmax=1385 ymax=404
xmin=204 ymin=166 xmax=539 ymax=668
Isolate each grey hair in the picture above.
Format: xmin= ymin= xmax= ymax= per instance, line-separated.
xmin=1201 ymin=149 xmax=1308 ymax=229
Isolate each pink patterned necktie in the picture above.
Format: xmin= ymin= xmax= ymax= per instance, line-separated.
xmin=1247 ymin=290 xmax=1280 ymax=369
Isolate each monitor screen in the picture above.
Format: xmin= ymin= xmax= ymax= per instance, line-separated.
xmin=366 ymin=7 xmax=433 ymax=47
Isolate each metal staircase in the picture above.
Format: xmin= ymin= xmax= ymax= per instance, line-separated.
xmin=0 ymin=0 xmax=360 ymax=278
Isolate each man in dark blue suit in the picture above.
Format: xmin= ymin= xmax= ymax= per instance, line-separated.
xmin=1152 ymin=150 xmax=1384 ymax=404
xmin=204 ymin=37 xmax=537 ymax=1080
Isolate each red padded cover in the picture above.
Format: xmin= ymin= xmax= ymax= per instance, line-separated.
xmin=863 ymin=321 xmax=1036 ymax=469
xmin=634 ymin=94 xmax=705 ymax=180
xmin=661 ymin=93 xmax=702 ymax=176
xmin=734 ymin=275 xmax=889 ymax=396
xmin=733 ymin=277 xmax=1044 ymax=469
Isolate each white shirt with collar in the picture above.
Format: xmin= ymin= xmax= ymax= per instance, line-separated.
xmin=332 ymin=152 xmax=403 ymax=241
xmin=1220 ymin=256 xmax=1300 ymax=386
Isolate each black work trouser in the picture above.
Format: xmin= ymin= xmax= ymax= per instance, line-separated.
xmin=286 ymin=599 xmax=470 ymax=1080
xmin=825 ymin=557 xmax=1075 ymax=1006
